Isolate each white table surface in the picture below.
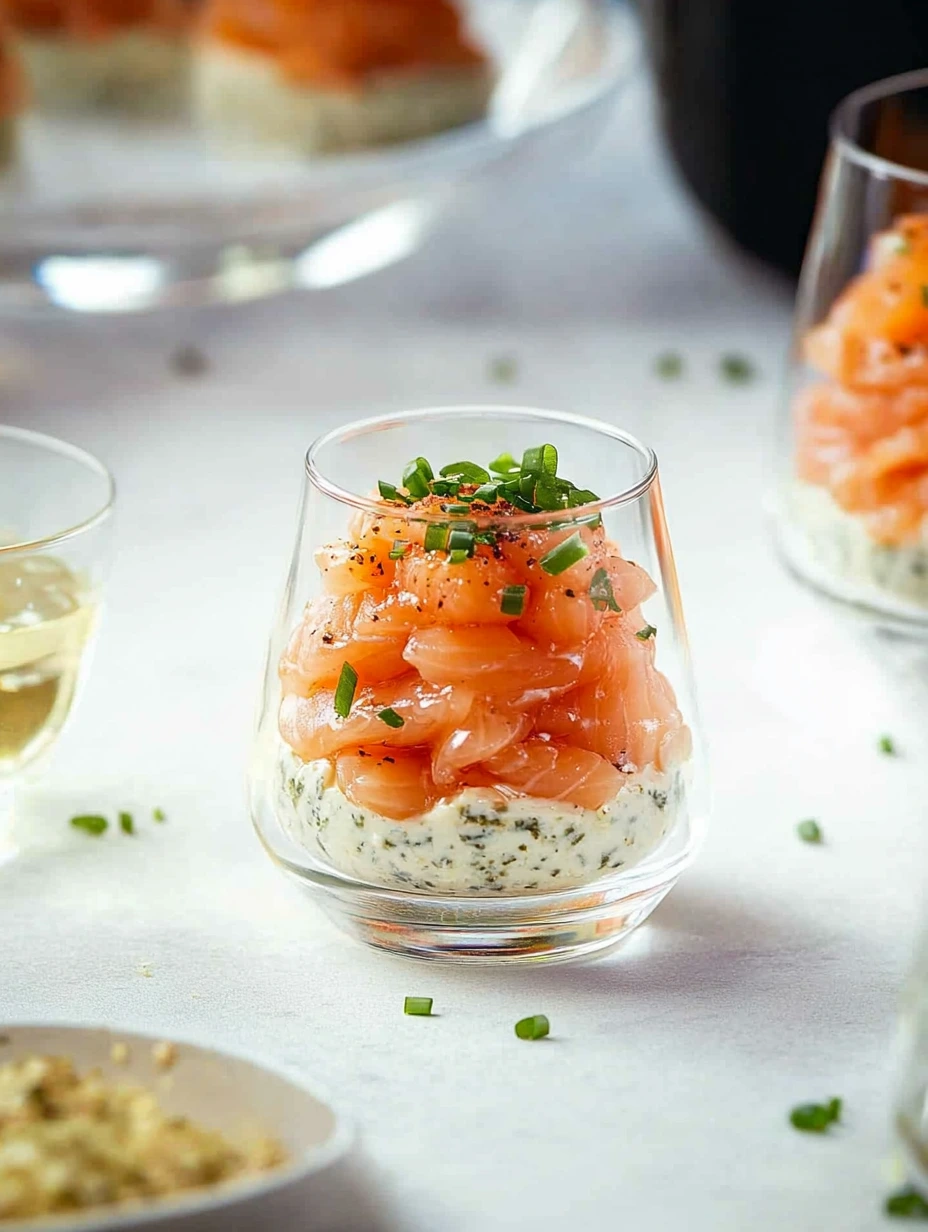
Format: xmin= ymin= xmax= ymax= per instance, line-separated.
xmin=3 ymin=75 xmax=928 ymax=1232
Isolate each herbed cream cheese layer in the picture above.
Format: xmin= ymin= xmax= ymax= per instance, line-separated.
xmin=276 ymin=747 xmax=686 ymax=896
xmin=790 ymin=480 xmax=928 ymax=607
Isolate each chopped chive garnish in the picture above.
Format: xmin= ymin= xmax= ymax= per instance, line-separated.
xmin=533 ymin=476 xmax=568 ymax=511
xmin=440 ymin=461 xmax=490 ymax=484
xmin=389 ymin=540 xmax=410 ymax=560
xmin=404 ymin=996 xmax=433 ymax=1016
xmin=789 ymin=1097 xmax=842 ymax=1133
xmin=500 ymin=585 xmax=527 ymax=617
xmin=540 ymin=532 xmax=590 ymax=576
xmin=119 ymin=811 xmax=135 ymax=835
xmin=568 ymin=488 xmax=600 ymax=508
xmin=655 ymin=351 xmax=684 ymax=379
xmin=720 ymin=353 xmax=755 ymax=384
xmin=488 ymin=451 xmax=519 ymax=475
xmin=636 ymin=625 xmax=657 ymax=640
xmin=508 ymin=492 xmax=538 ymax=513
xmin=922 ymin=286 xmax=928 ymax=308
xmin=153 ymin=808 xmax=166 ymax=822
xmin=70 ymin=814 xmax=108 ymax=836
xmin=447 ymin=526 xmax=476 ymax=557
xmin=472 ymin=481 xmax=501 ymax=503
xmin=797 ymin=819 xmax=822 ymax=844
xmin=402 ymin=456 xmax=433 ymax=499
xmin=885 ymin=1186 xmax=928 ymax=1218
xmin=515 ymin=1014 xmax=549 ymax=1041
xmin=444 ymin=504 xmax=473 ymax=516
xmin=521 ymin=444 xmax=558 ymax=478
xmin=378 ymin=480 xmax=410 ymax=504
xmin=878 ymin=734 xmax=897 ymax=756
xmin=589 ymin=567 xmax=621 ymax=612
xmin=449 ymin=548 xmax=470 ymax=565
xmin=429 ymin=479 xmax=460 ymax=497
xmin=423 ymin=523 xmax=450 ymax=552
xmin=488 ymin=355 xmax=518 ymax=384
xmin=378 ymin=708 xmax=405 ymax=729
xmin=334 ymin=662 xmax=358 ymax=719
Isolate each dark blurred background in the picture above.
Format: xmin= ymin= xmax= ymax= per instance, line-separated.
xmin=639 ymin=0 xmax=928 ymax=278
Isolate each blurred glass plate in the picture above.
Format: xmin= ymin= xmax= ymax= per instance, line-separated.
xmin=0 ymin=0 xmax=637 ymax=314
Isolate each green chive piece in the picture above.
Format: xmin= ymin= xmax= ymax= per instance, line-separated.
xmin=489 ymin=452 xmax=520 ymax=475
xmin=423 ymin=523 xmax=450 ymax=552
xmin=70 ymin=815 xmax=108 ymax=837
xmin=153 ymin=808 xmax=166 ymax=822
xmin=475 ymin=530 xmax=498 ymax=547
xmin=429 ymin=479 xmax=461 ymax=497
xmin=439 ymin=461 xmax=490 ymax=484
xmin=533 ymin=476 xmax=568 ymax=511
xmin=515 ymin=1014 xmax=550 ymax=1041
xmin=589 ymin=567 xmax=621 ymax=613
xmin=449 ymin=548 xmax=470 ymax=565
xmin=389 ymin=540 xmax=410 ymax=560
xmin=378 ymin=480 xmax=410 ymax=504
xmin=334 ymin=662 xmax=358 ymax=719
xmin=789 ymin=1097 xmax=842 ymax=1133
xmin=886 ymin=1185 xmax=928 ymax=1218
xmin=540 ymin=532 xmax=590 ymax=576
xmin=521 ymin=444 xmax=558 ymax=478
xmin=655 ymin=351 xmax=684 ymax=379
xmin=447 ymin=526 xmax=476 ymax=557
xmin=508 ymin=492 xmax=538 ymax=513
xmin=119 ymin=811 xmax=135 ymax=835
xmin=797 ymin=819 xmax=823 ymax=844
xmin=472 ymin=481 xmax=501 ymax=504
xmin=636 ymin=625 xmax=657 ymax=641
xmin=500 ymin=585 xmax=527 ymax=617
xmin=378 ymin=708 xmax=405 ymax=729
xmin=720 ymin=353 xmax=755 ymax=384
xmin=402 ymin=457 xmax=433 ymax=499
xmin=488 ymin=355 xmax=518 ymax=384
xmin=879 ymin=734 xmax=897 ymax=756
xmin=568 ymin=488 xmax=600 ymax=508
xmin=404 ymin=996 xmax=433 ymax=1016
xmin=444 ymin=504 xmax=473 ymax=516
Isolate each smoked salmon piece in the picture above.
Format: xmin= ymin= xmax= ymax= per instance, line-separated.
xmin=280 ymin=676 xmax=473 ymax=761
xmin=335 ymin=746 xmax=439 ymax=821
xmin=403 ymin=625 xmax=584 ymax=704
xmin=483 ymin=739 xmax=623 ymax=811
xmin=395 ymin=546 xmax=523 ymax=626
xmin=279 ymin=593 xmax=409 ymax=696
xmin=431 ymin=702 xmax=531 ymax=786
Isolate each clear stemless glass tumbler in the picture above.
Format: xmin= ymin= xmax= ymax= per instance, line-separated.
xmin=776 ymin=70 xmax=928 ymax=635
xmin=0 ymin=426 xmax=115 ymax=852
xmin=248 ymin=407 xmax=707 ymax=963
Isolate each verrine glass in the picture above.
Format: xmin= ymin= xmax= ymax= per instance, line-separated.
xmin=776 ymin=70 xmax=928 ymax=635
xmin=0 ymin=426 xmax=115 ymax=853
xmin=248 ymin=406 xmax=708 ymax=963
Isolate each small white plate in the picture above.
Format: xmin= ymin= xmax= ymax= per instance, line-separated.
xmin=0 ymin=1024 xmax=354 ymax=1231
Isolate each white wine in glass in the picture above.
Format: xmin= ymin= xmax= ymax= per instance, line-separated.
xmin=0 ymin=427 xmax=114 ymax=850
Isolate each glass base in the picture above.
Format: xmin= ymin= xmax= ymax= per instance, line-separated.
xmin=282 ymin=868 xmax=681 ymax=965
xmin=773 ymin=505 xmax=928 ymax=639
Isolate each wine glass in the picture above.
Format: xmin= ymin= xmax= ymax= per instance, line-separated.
xmin=0 ymin=426 xmax=115 ymax=855
xmin=248 ymin=405 xmax=708 ymax=964
xmin=775 ymin=69 xmax=928 ymax=635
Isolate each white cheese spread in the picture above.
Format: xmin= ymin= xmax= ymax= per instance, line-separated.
xmin=276 ymin=747 xmax=686 ymax=895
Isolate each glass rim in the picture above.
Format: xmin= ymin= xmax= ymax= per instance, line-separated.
xmin=0 ymin=424 xmax=115 ymax=555
xmin=304 ymin=405 xmax=658 ymax=525
xmin=830 ymin=67 xmax=928 ymax=189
